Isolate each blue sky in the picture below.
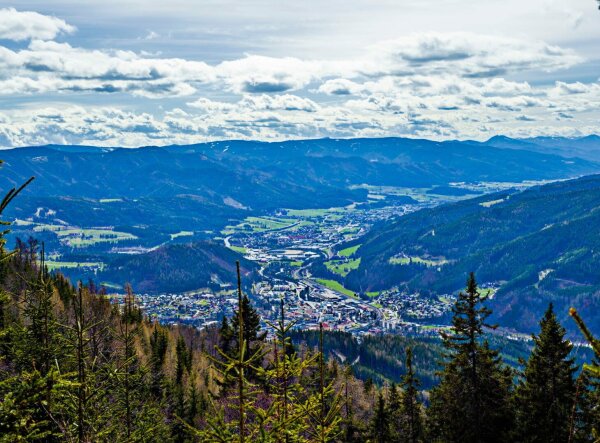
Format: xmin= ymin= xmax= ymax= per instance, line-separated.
xmin=0 ymin=0 xmax=599 ymax=147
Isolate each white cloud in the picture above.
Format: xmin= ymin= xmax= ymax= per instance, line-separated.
xmin=0 ymin=8 xmax=598 ymax=144
xmin=0 ymin=8 xmax=75 ymax=41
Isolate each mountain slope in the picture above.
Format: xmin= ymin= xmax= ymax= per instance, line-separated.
xmin=341 ymin=174 xmax=600 ymax=333
xmin=2 ymin=137 xmax=597 ymax=237
xmin=97 ymin=241 xmax=258 ymax=293
xmin=485 ymin=135 xmax=600 ymax=162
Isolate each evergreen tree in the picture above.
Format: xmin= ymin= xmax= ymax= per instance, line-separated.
xmin=231 ymin=293 xmax=267 ymax=351
xmin=428 ymin=272 xmax=513 ymax=443
xmin=388 ymin=382 xmax=403 ymax=443
xmin=370 ymin=391 xmax=391 ymax=443
xmin=399 ymin=347 xmax=423 ymax=443
xmin=515 ymin=303 xmax=577 ymax=443
xmin=149 ymin=324 xmax=168 ymax=398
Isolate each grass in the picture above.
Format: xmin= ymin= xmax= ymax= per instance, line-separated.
xmin=32 ymin=224 xmax=137 ymax=247
xmin=324 ymin=258 xmax=361 ymax=277
xmin=389 ymin=256 xmax=449 ymax=267
xmin=170 ymin=231 xmax=194 ymax=240
xmin=228 ymin=245 xmax=247 ymax=254
xmin=315 ymin=279 xmax=357 ymax=298
xmin=372 ymin=302 xmax=383 ymax=309
xmin=289 ymin=260 xmax=303 ymax=267
xmin=479 ymin=198 xmax=504 ymax=208
xmin=59 ymin=229 xmax=137 ymax=247
xmin=366 ymin=291 xmax=381 ymax=298
xmin=285 ymin=207 xmax=346 ymax=217
xmin=338 ymin=244 xmax=361 ymax=257
xmin=45 ymin=261 xmax=104 ymax=271
xmin=222 ymin=216 xmax=297 ymax=234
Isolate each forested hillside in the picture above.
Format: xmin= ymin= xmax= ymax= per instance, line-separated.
xmin=97 ymin=241 xmax=258 ymax=293
xmin=3 ymin=137 xmax=597 ymax=236
xmin=339 ymin=174 xmax=600 ymax=333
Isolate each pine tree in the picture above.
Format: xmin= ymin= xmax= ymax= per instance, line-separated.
xmin=515 ymin=303 xmax=576 ymax=443
xmin=571 ymin=308 xmax=600 ymax=442
xmin=195 ymin=261 xmax=269 ymax=442
xmin=399 ymin=347 xmax=423 ymax=443
xmin=428 ymin=272 xmax=513 ymax=443
xmin=231 ymin=293 xmax=267 ymax=355
xmin=370 ymin=391 xmax=391 ymax=443
xmin=150 ymin=324 xmax=169 ymax=398
xmin=342 ymin=364 xmax=362 ymax=443
xmin=388 ymin=382 xmax=402 ymax=443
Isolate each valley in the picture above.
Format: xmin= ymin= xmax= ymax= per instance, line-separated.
xmin=3 ymin=136 xmax=600 ymax=339
xmin=7 ymin=177 xmax=556 ymax=339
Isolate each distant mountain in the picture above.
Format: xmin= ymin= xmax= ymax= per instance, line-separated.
xmin=341 ymin=174 xmax=600 ymax=334
xmin=2 ymin=137 xmax=597 ymax=237
xmin=97 ymin=241 xmax=258 ymax=293
xmin=484 ymin=135 xmax=600 ymax=162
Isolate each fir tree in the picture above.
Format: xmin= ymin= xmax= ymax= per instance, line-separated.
xmin=370 ymin=391 xmax=391 ymax=443
xmin=399 ymin=347 xmax=423 ymax=443
xmin=515 ymin=303 xmax=577 ymax=443
xmin=428 ymin=272 xmax=513 ymax=443
xmin=388 ymin=382 xmax=403 ymax=443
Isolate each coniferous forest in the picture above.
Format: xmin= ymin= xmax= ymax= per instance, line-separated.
xmin=0 ymin=177 xmax=599 ymax=442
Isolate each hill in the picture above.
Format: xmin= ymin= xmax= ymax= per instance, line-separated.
xmin=484 ymin=135 xmax=600 ymax=162
xmin=2 ymin=137 xmax=597 ymax=237
xmin=93 ymin=241 xmax=258 ymax=293
xmin=338 ymin=174 xmax=600 ymax=333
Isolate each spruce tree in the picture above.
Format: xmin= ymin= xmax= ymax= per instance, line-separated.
xmin=428 ymin=272 xmax=513 ymax=443
xmin=370 ymin=391 xmax=391 ymax=443
xmin=399 ymin=347 xmax=423 ymax=443
xmin=388 ymin=382 xmax=403 ymax=443
xmin=231 ymin=293 xmax=267 ymax=351
xmin=515 ymin=303 xmax=577 ymax=442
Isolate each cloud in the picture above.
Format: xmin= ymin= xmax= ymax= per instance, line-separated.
xmin=317 ymin=79 xmax=361 ymax=95
xmin=0 ymin=8 xmax=75 ymax=41
xmin=0 ymin=8 xmax=597 ymax=144
xmin=367 ymin=33 xmax=581 ymax=78
xmin=240 ymin=94 xmax=320 ymax=112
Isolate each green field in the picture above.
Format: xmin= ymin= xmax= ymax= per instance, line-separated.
xmin=366 ymin=291 xmax=381 ymax=298
xmin=228 ymin=245 xmax=247 ymax=254
xmin=338 ymin=244 xmax=361 ymax=257
xmin=222 ymin=216 xmax=298 ymax=235
xmin=289 ymin=260 xmax=303 ymax=267
xmin=389 ymin=256 xmax=449 ymax=266
xmin=324 ymin=258 xmax=361 ymax=277
xmin=315 ymin=279 xmax=357 ymax=298
xmin=285 ymin=207 xmax=345 ymax=217
xmin=45 ymin=261 xmax=104 ymax=271
xmin=479 ymin=198 xmax=505 ymax=208
xmin=34 ymin=224 xmax=138 ymax=247
xmin=170 ymin=230 xmax=194 ymax=240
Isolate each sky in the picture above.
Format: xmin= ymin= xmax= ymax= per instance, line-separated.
xmin=0 ymin=0 xmax=599 ymax=147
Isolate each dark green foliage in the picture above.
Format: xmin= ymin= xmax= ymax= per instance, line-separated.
xmin=99 ymin=241 xmax=259 ymax=294
xmin=399 ymin=348 xmax=424 ymax=443
xmin=428 ymin=273 xmax=514 ymax=443
xmin=515 ymin=304 xmax=577 ymax=442
xmin=370 ymin=392 xmax=391 ymax=443
xmin=231 ymin=294 xmax=267 ymax=349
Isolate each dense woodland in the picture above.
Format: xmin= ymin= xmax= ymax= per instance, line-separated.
xmin=1 ymin=183 xmax=600 ymax=442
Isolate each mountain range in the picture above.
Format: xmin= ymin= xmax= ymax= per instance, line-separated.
xmin=2 ymin=135 xmax=600 ymax=332
xmin=2 ymin=136 xmax=597 ymax=236
xmin=339 ymin=173 xmax=600 ymax=334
